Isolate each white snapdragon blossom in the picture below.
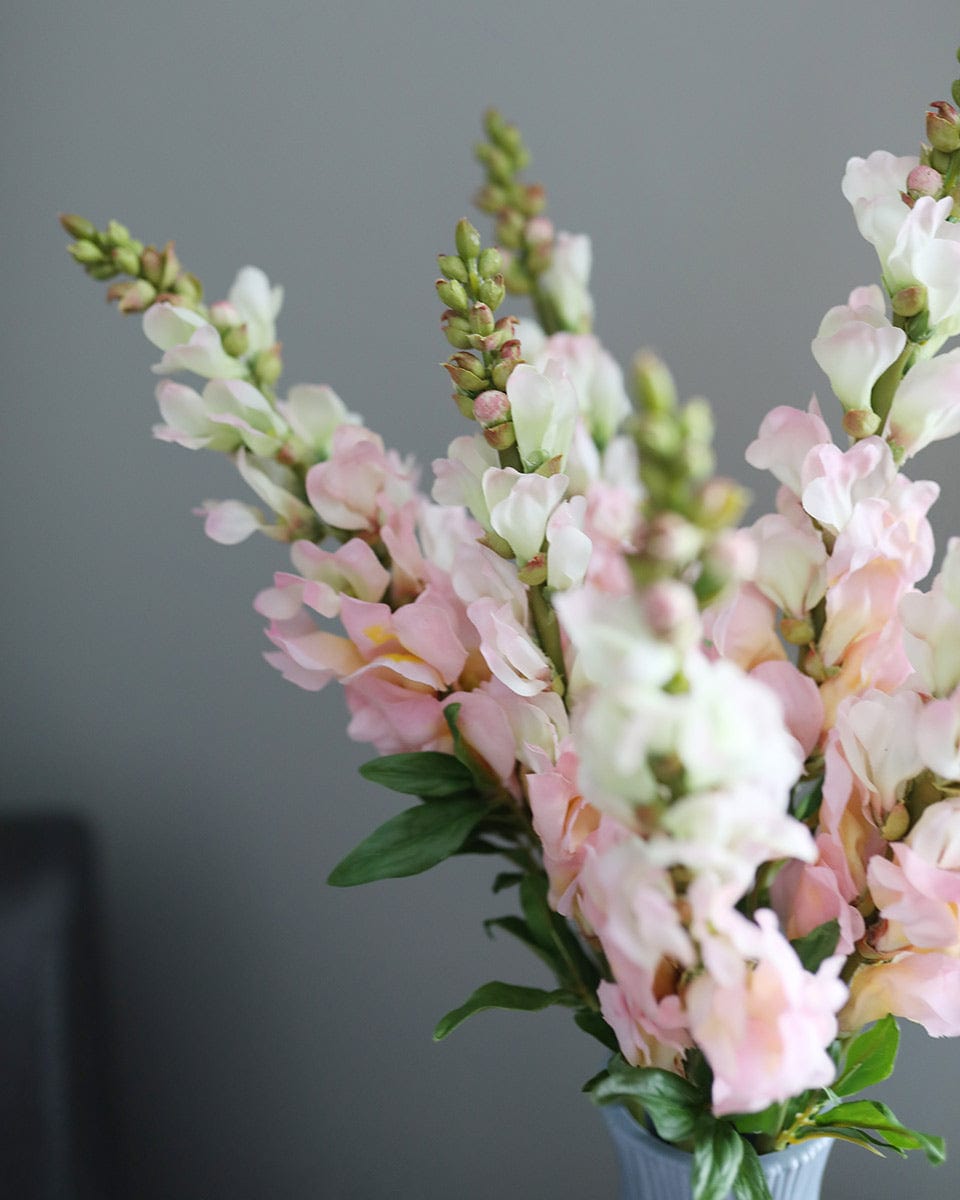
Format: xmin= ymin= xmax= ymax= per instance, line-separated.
xmin=236 ymin=447 xmax=314 ymax=532
xmin=483 ymin=468 xmax=569 ymax=564
xmin=811 ymin=285 xmax=906 ymax=414
xmin=227 ymin=266 xmax=284 ymax=355
xmin=527 ymin=332 xmax=630 ymax=447
xmin=276 ymin=384 xmax=360 ymax=458
xmin=842 ymin=151 xmax=917 ymax=261
xmin=884 ymin=196 xmax=960 ymax=327
xmin=507 ymin=361 xmax=578 ymax=471
xmin=885 ymin=349 xmax=960 ymax=458
xmin=154 ymin=377 xmax=289 ymax=456
xmin=431 ymin=434 xmax=499 ymax=528
xmin=540 ymin=231 xmax=595 ymax=333
xmin=144 ymin=303 xmax=247 ymax=378
xmin=835 ymin=689 xmax=925 ymax=815
xmin=901 ymin=538 xmax=960 ymax=697
xmin=546 ymin=496 xmax=592 ymax=591
xmin=750 ymin=513 xmax=828 ymax=617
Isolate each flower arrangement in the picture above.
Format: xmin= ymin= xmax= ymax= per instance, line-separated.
xmin=61 ymin=50 xmax=960 ymax=1200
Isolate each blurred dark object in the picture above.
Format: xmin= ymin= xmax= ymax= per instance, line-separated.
xmin=0 ymin=815 xmax=115 ymax=1199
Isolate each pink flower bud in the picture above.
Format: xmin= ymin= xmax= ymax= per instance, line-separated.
xmin=525 ymin=216 xmax=554 ymax=245
xmin=473 ymin=389 xmax=511 ymax=427
xmin=906 ymin=163 xmax=943 ymax=197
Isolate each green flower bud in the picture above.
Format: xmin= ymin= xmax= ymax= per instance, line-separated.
xmin=502 ymin=262 xmax=531 ymax=293
xmin=453 ymin=391 xmax=475 ymax=420
xmin=633 ymin=352 xmax=677 ymax=415
xmin=491 ymin=359 xmax=518 ymax=390
xmin=173 ymin=272 xmax=203 ymax=305
xmin=517 ymin=553 xmax=547 ymax=585
xmin=222 ymin=323 xmax=250 ymax=357
xmin=111 ymin=245 xmax=141 ymax=276
xmin=87 ymin=261 xmax=119 ymax=281
xmin=444 ymin=324 xmax=474 ymax=350
xmin=929 ymin=148 xmax=952 ymax=173
xmin=953 ymin=79 xmax=960 ymax=108
xmin=455 ymin=218 xmax=482 ymax=261
xmin=160 ymin=242 xmax=182 ymax=290
xmin=253 ymin=344 xmax=283 ymax=387
xmin=477 ymin=278 xmax=506 ymax=310
xmin=70 ymin=239 xmax=102 ymax=264
xmin=140 ymin=246 xmax=164 ymax=287
xmin=484 ymin=421 xmax=518 ymax=452
xmin=474 ymin=184 xmax=507 ymax=214
xmin=891 ymin=284 xmax=927 ymax=317
xmin=104 ymin=219 xmax=131 ymax=246
xmin=117 ymin=279 xmax=157 ymax=313
xmin=477 ymin=247 xmax=503 ymax=277
xmin=436 ymin=277 xmax=470 ymax=314
xmin=469 ymin=302 xmax=496 ymax=335
xmin=926 ymin=101 xmax=960 ymax=153
xmin=475 ymin=142 xmax=513 ymax=186
xmin=443 ymin=362 xmax=488 ymax=394
xmin=519 ymin=184 xmax=546 ymax=217
xmin=437 ymin=254 xmax=469 ymax=283
xmin=881 ymin=802 xmax=910 ymax=841
xmin=842 ymin=408 xmax=882 ymax=438
xmin=59 ymin=213 xmax=97 ymax=240
xmin=780 ymin=616 xmax=815 ymax=645
xmin=495 ymin=210 xmax=525 ymax=250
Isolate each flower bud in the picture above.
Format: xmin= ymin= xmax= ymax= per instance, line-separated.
xmin=475 ymin=142 xmax=513 ymax=186
xmin=253 ymin=344 xmax=283 ymax=387
xmin=477 ymin=276 xmax=506 ymax=309
xmin=477 ymin=247 xmax=503 ymax=277
xmin=436 ymin=277 xmax=469 ymax=314
xmin=173 ymin=272 xmax=203 ymax=305
xmin=929 ymin=148 xmax=953 ymax=174
xmin=468 ymin=330 xmax=509 ymax=353
xmin=210 ymin=300 xmax=242 ymax=331
xmin=891 ymin=284 xmax=927 ymax=317
xmin=780 ymin=616 xmax=815 ymax=645
xmin=496 ymin=210 xmax=525 ymax=250
xmin=473 ymin=389 xmax=510 ymax=427
xmin=443 ymin=362 xmax=488 ymax=394
xmin=117 ymin=279 xmax=157 ymax=313
xmin=881 ymin=802 xmax=911 ymax=841
xmin=483 ymin=421 xmax=517 ymax=451
xmin=906 ymin=163 xmax=943 ymax=198
xmin=160 ymin=242 xmax=181 ymax=290
xmin=926 ymin=101 xmax=960 ymax=153
xmin=469 ymin=302 xmax=496 ymax=335
xmin=499 ymin=339 xmax=523 ymax=362
xmin=111 ymin=245 xmax=141 ymax=276
xmin=444 ymin=324 xmax=474 ymax=350
xmin=438 ymin=254 xmax=469 ymax=283
xmin=518 ymin=553 xmax=548 ymax=584
xmin=491 ymin=358 xmax=518 ymax=390
xmin=842 ymin=407 xmax=882 ymax=438
xmin=502 ymin=261 xmax=531 ymax=293
xmin=104 ymin=219 xmax=131 ymax=246
xmin=59 ymin=213 xmax=97 ymax=240
xmin=455 ymin=218 xmax=482 ymax=261
xmin=87 ymin=262 xmax=119 ymax=281
xmin=221 ymin=323 xmax=250 ymax=357
xmin=474 ymin=183 xmax=506 ymax=214
xmin=69 ymin=239 xmax=102 ymax=264
xmin=525 ymin=216 xmax=554 ymax=246
xmin=521 ymin=183 xmax=546 ymax=216
xmin=695 ymin=477 xmax=748 ymax=530
xmin=526 ymin=242 xmax=552 ymax=274
xmin=453 ymin=391 xmax=475 ymax=420
xmin=633 ymin=351 xmax=677 ymax=415
xmin=140 ymin=245 xmax=164 ymax=286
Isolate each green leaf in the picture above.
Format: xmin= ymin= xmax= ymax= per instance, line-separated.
xmin=692 ymin=1119 xmax=744 ymax=1200
xmin=790 ymin=919 xmax=840 ymax=972
xmin=519 ymin=872 xmax=600 ymax=992
xmin=794 ymin=1126 xmax=888 ymax=1157
xmin=327 ymin=798 xmax=487 ymax=886
xmin=358 ymin=751 xmax=474 ymax=798
xmin=732 ymin=1138 xmax=773 ymax=1200
xmin=791 ymin=775 xmax=824 ymax=822
xmin=833 ymin=1014 xmax=899 ymax=1097
xmin=482 ymin=915 xmax=563 ymax=974
xmin=432 ymin=981 xmax=577 ymax=1041
xmin=492 ymin=871 xmax=524 ymax=893
xmin=573 ymin=1009 xmax=619 ymax=1054
xmin=588 ymin=1061 xmax=703 ymax=1144
xmin=813 ymin=1099 xmax=945 ymax=1164
xmin=730 ymin=1102 xmax=783 ymax=1138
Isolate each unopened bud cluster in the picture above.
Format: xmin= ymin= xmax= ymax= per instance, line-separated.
xmin=902 ymin=92 xmax=960 ymax=221
xmin=629 ymin=352 xmax=748 ymax=605
xmin=61 ymin=214 xmax=202 ymax=312
xmin=437 ymin=218 xmax=522 ymax=447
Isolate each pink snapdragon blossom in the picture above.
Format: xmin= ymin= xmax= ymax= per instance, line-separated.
xmin=901 ymin=538 xmax=960 ymax=697
xmin=843 ymin=952 xmax=960 ymax=1038
xmin=886 ymin=349 xmax=960 ymax=458
xmin=686 ymin=902 xmax=846 ymax=1115
xmin=598 ymin=981 xmax=685 ymax=1072
xmin=306 ymin=425 xmax=415 ymax=532
xmin=254 ymin=538 xmax=390 ymax=622
xmin=744 ymin=399 xmax=832 ymax=495
xmin=811 ymin=285 xmax=906 ymax=414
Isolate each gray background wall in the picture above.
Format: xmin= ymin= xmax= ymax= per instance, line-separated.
xmin=3 ymin=2 xmax=960 ymax=1196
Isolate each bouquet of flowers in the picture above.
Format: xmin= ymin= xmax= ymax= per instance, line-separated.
xmin=61 ymin=49 xmax=960 ymax=1200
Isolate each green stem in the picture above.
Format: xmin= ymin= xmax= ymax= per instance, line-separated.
xmin=528 ymin=583 xmax=567 ymax=694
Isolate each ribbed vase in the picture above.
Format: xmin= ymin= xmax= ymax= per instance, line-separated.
xmin=603 ymin=1105 xmax=833 ymax=1200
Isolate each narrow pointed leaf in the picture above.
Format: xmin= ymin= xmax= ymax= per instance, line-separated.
xmin=833 ymin=1014 xmax=899 ymax=1097
xmin=327 ymin=798 xmax=487 ymax=886
xmin=692 ymin=1119 xmax=744 ymax=1200
xmin=359 ymin=751 xmax=474 ymax=797
xmin=732 ymin=1139 xmax=773 ymax=1200
xmin=573 ymin=1009 xmax=619 ymax=1053
xmin=433 ymin=981 xmax=577 ymax=1041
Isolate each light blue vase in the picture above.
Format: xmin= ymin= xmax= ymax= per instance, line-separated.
xmin=603 ymin=1105 xmax=833 ymax=1200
